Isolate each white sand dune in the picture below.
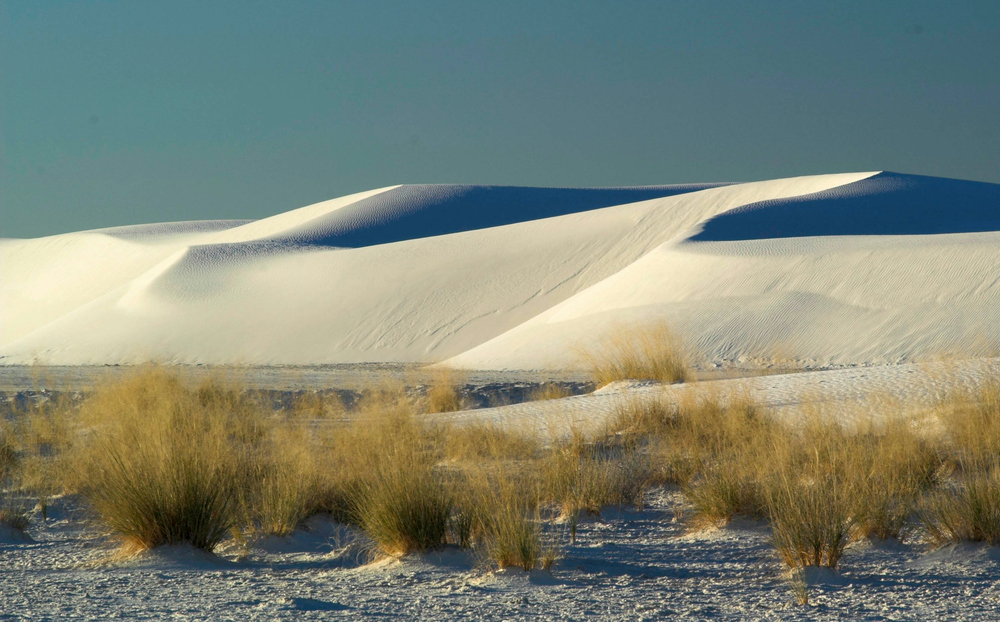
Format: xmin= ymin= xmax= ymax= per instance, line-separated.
xmin=3 ymin=172 xmax=999 ymax=367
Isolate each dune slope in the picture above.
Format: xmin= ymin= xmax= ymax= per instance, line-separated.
xmin=5 ymin=172 xmax=999 ymax=367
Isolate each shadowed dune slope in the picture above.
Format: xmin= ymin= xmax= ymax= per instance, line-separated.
xmin=237 ymin=183 xmax=730 ymax=248
xmin=691 ymin=172 xmax=1000 ymax=241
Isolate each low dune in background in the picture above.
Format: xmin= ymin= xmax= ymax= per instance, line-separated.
xmin=3 ymin=172 xmax=1000 ymax=368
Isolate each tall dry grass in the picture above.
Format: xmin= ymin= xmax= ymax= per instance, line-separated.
xmin=3 ymin=393 xmax=77 ymax=498
xmin=317 ymin=384 xmax=456 ymax=556
xmin=851 ymin=416 xmax=939 ymax=541
xmin=354 ymin=462 xmax=453 ymax=556
xmin=20 ymin=358 xmax=1000 ymax=572
xmin=424 ymin=369 xmax=464 ymax=414
xmin=764 ymin=435 xmax=859 ymax=570
xmin=921 ymin=467 xmax=1000 ymax=546
xmin=764 ymin=407 xmax=944 ymax=568
xmin=583 ymin=322 xmax=691 ymax=386
xmin=605 ymin=387 xmax=776 ymax=524
xmin=604 ymin=381 xmax=946 ymax=566
xmin=920 ymin=377 xmax=1000 ymax=545
xmin=443 ymin=420 xmax=540 ymax=463
xmin=75 ymin=372 xmax=252 ymax=551
xmin=457 ymin=468 xmax=553 ymax=570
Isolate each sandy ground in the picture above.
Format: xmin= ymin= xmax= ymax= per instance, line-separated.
xmin=5 ymin=489 xmax=1000 ymax=620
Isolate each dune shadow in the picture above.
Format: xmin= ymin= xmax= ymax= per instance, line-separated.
xmin=690 ymin=172 xmax=1000 ymax=241
xmin=272 ymin=183 xmax=729 ymax=248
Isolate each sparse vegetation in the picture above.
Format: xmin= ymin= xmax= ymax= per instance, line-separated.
xmin=918 ymin=374 xmax=1000 ymax=546
xmin=921 ymin=467 xmax=1000 ymax=546
xmin=10 ymin=358 xmax=1000 ymax=593
xmin=0 ymin=497 xmax=31 ymax=533
xmin=765 ymin=446 xmax=858 ymax=570
xmin=444 ymin=420 xmax=540 ymax=463
xmin=355 ymin=462 xmax=453 ymax=556
xmin=76 ymin=372 xmax=247 ymax=552
xmin=474 ymin=470 xmax=546 ymax=570
xmin=424 ymin=368 xmax=464 ymax=413
xmin=583 ymin=321 xmax=691 ymax=386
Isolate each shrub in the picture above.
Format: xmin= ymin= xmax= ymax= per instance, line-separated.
xmin=583 ymin=322 xmax=690 ymax=386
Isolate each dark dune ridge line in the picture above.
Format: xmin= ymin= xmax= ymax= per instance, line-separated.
xmin=691 ymin=172 xmax=1000 ymax=242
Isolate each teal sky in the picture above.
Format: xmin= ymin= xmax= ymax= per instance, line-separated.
xmin=2 ymin=1 xmax=998 ymax=239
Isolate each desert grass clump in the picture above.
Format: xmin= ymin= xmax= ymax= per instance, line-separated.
xmin=637 ymin=388 xmax=777 ymax=519
xmin=583 ymin=321 xmax=690 ymax=386
xmin=354 ymin=461 xmax=453 ymax=556
xmin=464 ymin=470 xmax=556 ymax=571
xmin=684 ymin=459 xmax=768 ymax=527
xmin=76 ymin=371 xmax=253 ymax=552
xmin=424 ymin=369 xmax=464 ymax=414
xmin=291 ymin=390 xmax=346 ymax=420
xmin=764 ymin=418 xmax=863 ymax=570
xmin=4 ymin=394 xmax=78 ymax=496
xmin=933 ymin=374 xmax=1000 ymax=469
xmin=541 ymin=433 xmax=651 ymax=541
xmin=916 ymin=373 xmax=1000 ymax=546
xmin=921 ymin=460 xmax=1000 ymax=546
xmin=604 ymin=392 xmax=675 ymax=441
xmin=766 ymin=469 xmax=857 ymax=569
xmin=0 ymin=503 xmax=30 ymax=535
xmin=329 ymin=385 xmax=454 ymax=556
xmin=487 ymin=498 xmax=543 ymax=570
xmin=851 ymin=416 xmax=940 ymax=541
xmin=238 ymin=419 xmax=327 ymax=538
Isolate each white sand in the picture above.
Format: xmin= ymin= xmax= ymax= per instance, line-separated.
xmin=7 ymin=485 xmax=1000 ymax=620
xmin=5 ymin=172 xmax=1000 ymax=367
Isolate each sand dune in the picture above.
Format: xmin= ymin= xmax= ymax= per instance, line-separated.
xmin=4 ymin=171 xmax=999 ymax=367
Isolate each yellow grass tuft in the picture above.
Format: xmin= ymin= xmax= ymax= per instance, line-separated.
xmin=76 ymin=370 xmax=250 ymax=552
xmin=424 ymin=369 xmax=464 ymax=414
xmin=583 ymin=322 xmax=691 ymax=386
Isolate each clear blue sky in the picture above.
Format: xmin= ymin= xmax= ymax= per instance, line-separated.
xmin=2 ymin=0 xmax=998 ymax=238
